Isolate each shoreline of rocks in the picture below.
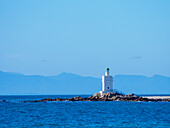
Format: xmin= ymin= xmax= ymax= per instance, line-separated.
xmin=24 ymin=93 xmax=170 ymax=102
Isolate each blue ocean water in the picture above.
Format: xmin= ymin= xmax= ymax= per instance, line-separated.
xmin=0 ymin=95 xmax=170 ymax=127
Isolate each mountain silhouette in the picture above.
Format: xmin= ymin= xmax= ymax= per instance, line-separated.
xmin=0 ymin=71 xmax=169 ymax=95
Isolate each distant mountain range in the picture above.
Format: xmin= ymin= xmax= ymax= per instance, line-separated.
xmin=0 ymin=71 xmax=170 ymax=95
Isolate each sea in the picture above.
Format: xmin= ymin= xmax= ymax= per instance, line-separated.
xmin=0 ymin=95 xmax=170 ymax=128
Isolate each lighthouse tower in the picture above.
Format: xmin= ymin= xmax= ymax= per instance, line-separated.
xmin=100 ymin=68 xmax=113 ymax=95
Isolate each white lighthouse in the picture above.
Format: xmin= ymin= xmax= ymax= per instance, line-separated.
xmin=100 ymin=68 xmax=113 ymax=95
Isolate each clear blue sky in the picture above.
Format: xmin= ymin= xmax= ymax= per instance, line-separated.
xmin=0 ymin=0 xmax=170 ymax=77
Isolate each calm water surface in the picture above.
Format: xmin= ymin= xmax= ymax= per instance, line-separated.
xmin=0 ymin=95 xmax=170 ymax=127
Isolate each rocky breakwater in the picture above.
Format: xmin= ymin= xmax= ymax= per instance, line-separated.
xmin=24 ymin=93 xmax=170 ymax=102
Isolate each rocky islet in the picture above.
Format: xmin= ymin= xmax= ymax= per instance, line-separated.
xmin=24 ymin=93 xmax=170 ymax=102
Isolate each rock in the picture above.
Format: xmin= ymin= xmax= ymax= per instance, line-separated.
xmin=54 ymin=98 xmax=60 ymax=101
xmin=125 ymin=93 xmax=135 ymax=97
xmin=110 ymin=96 xmax=117 ymax=101
xmin=101 ymin=92 xmax=124 ymax=100
xmin=74 ymin=96 xmax=83 ymax=101
xmin=125 ymin=93 xmax=139 ymax=99
xmin=93 ymin=93 xmax=101 ymax=97
xmin=87 ymin=96 xmax=96 ymax=101
xmin=68 ymin=98 xmax=74 ymax=101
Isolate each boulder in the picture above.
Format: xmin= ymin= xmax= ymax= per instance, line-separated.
xmin=110 ymin=96 xmax=117 ymax=101
xmin=68 ymin=98 xmax=74 ymax=101
xmin=74 ymin=96 xmax=82 ymax=101
xmin=125 ymin=93 xmax=139 ymax=99
xmin=54 ymin=98 xmax=60 ymax=101
xmin=87 ymin=96 xmax=96 ymax=101
xmin=102 ymin=92 xmax=124 ymax=99
xmin=93 ymin=93 xmax=101 ymax=97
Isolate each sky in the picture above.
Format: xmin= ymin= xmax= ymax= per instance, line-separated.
xmin=0 ymin=0 xmax=170 ymax=78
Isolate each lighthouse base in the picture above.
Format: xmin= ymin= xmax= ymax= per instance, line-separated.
xmin=99 ymin=90 xmax=114 ymax=95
